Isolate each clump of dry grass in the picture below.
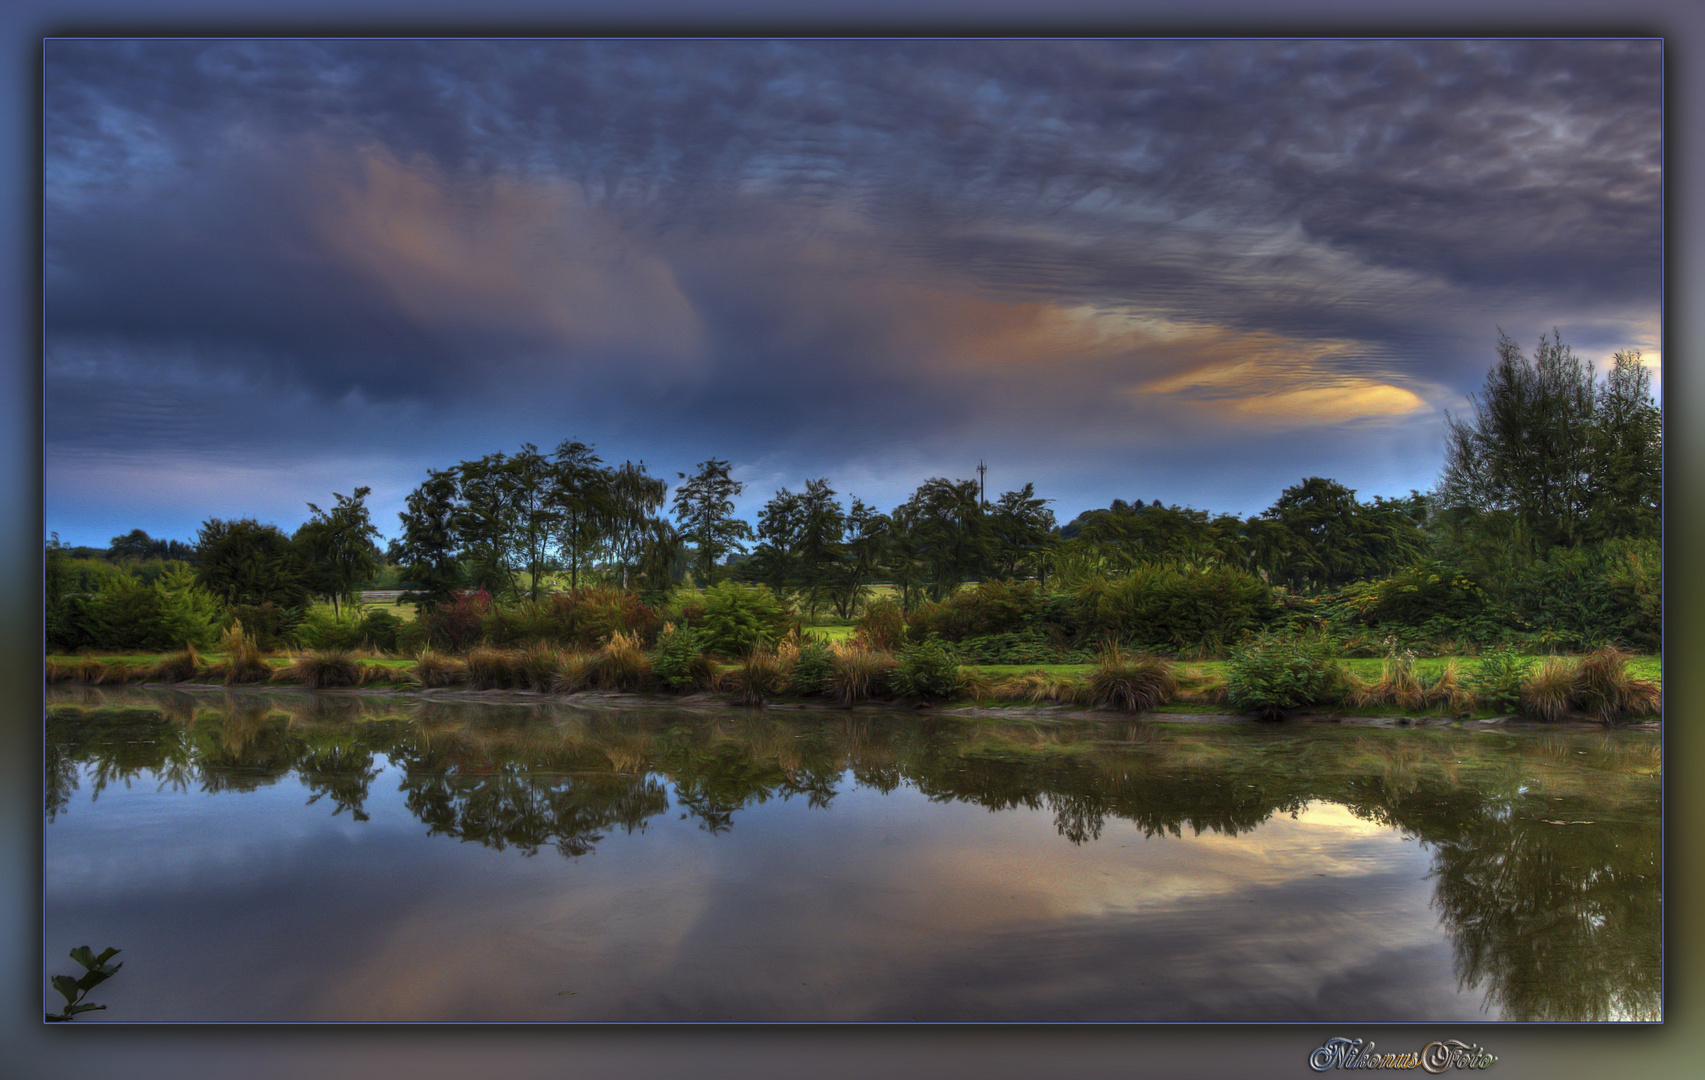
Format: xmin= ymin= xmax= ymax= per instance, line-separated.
xmin=1421 ymin=659 xmax=1474 ymax=712
xmin=548 ymin=651 xmax=599 ymax=693
xmin=465 ymin=646 xmax=525 ymax=690
xmin=1520 ymin=657 xmax=1577 ymax=722
xmin=994 ymin=669 xmax=1086 ymax=705
xmin=721 ymin=648 xmax=785 ymax=706
xmin=518 ymin=642 xmax=567 ymax=691
xmin=957 ymin=667 xmax=997 ymax=701
xmin=1571 ymin=646 xmax=1661 ymax=722
xmin=152 ymin=646 xmax=205 ymax=684
xmin=410 ymin=648 xmax=468 ymax=688
xmin=1087 ymin=648 xmax=1177 ymax=712
xmin=1345 ymin=651 xmax=1426 ymax=710
xmin=273 ymin=649 xmax=364 ymax=689
xmin=220 ymin=621 xmax=272 ymax=685
xmin=827 ymin=641 xmax=896 ymax=705
xmin=48 ymin=657 xmax=118 ymax=684
xmin=1174 ymin=667 xmax=1228 ymax=706
xmin=593 ymin=631 xmax=651 ymax=691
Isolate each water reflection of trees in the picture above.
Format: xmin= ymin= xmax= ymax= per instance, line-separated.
xmin=47 ymin=689 xmax=1659 ymax=1020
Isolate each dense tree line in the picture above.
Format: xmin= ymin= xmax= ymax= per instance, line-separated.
xmin=47 ymin=330 xmax=1660 ymax=655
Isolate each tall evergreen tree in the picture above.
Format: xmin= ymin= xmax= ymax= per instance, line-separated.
xmin=672 ymin=459 xmax=752 ymax=586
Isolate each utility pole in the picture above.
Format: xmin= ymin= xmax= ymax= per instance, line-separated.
xmin=977 ymin=459 xmax=987 ymax=508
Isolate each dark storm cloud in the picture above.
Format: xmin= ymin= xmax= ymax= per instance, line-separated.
xmin=43 ymin=38 xmax=1661 ymax=540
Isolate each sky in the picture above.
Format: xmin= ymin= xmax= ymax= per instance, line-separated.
xmin=42 ymin=38 xmax=1663 ymax=549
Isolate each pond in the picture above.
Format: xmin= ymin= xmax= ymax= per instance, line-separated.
xmin=44 ymin=687 xmax=1661 ymax=1023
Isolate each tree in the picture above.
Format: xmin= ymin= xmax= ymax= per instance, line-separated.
xmin=988 ymin=483 xmax=1056 ymax=582
xmin=672 ymin=459 xmax=753 ymax=586
xmin=893 ymin=478 xmax=992 ymax=601
xmin=1259 ymin=477 xmax=1422 ymax=591
xmin=392 ymin=468 xmax=464 ymax=610
xmin=1439 ymin=329 xmax=1628 ymax=553
xmin=793 ymin=479 xmax=847 ymax=617
xmin=605 ymin=461 xmax=668 ymax=589
xmin=508 ymin=443 xmax=561 ymax=601
xmin=295 ymin=487 xmax=381 ymax=617
xmin=1585 ymin=350 xmax=1661 ymax=542
xmin=454 ymin=451 xmax=526 ymax=599
xmin=830 ymin=498 xmax=887 ymax=619
xmin=550 ymin=440 xmax=611 ymax=589
xmin=194 ymin=518 xmax=311 ymax=609
xmin=745 ymin=488 xmax=805 ymax=598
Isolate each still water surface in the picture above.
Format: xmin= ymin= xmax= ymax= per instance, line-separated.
xmin=44 ymin=688 xmax=1660 ymax=1022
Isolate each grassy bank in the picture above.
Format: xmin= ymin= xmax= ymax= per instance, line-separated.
xmin=47 ymin=646 xmax=1662 ymax=724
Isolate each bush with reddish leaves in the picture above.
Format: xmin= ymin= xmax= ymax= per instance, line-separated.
xmin=420 ymin=588 xmax=493 ymax=652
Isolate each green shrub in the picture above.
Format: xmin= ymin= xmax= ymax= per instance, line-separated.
xmin=953 ymin=628 xmax=1092 ymax=665
xmin=1509 ymin=538 xmax=1661 ymax=651
xmin=81 ymin=568 xmax=223 ymax=652
xmin=689 ymin=582 xmax=794 ymax=657
xmin=651 ymin=624 xmax=716 ymax=691
xmin=787 ymin=640 xmax=835 ymax=697
xmin=1224 ymin=631 xmax=1345 ymax=721
xmin=1087 ymin=649 xmax=1177 ymax=712
xmin=293 ymin=604 xmax=364 ymax=650
xmin=1469 ymin=646 xmax=1532 ymax=714
xmin=357 ymin=609 xmax=403 ymax=653
xmin=1074 ymin=563 xmax=1276 ymax=655
xmin=226 ymin=602 xmax=302 ymax=652
xmin=905 ymin=579 xmax=1043 ymax=641
xmin=889 ymin=637 xmax=964 ymax=701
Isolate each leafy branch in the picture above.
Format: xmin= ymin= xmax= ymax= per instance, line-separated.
xmin=46 ymin=945 xmax=122 ymax=1021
